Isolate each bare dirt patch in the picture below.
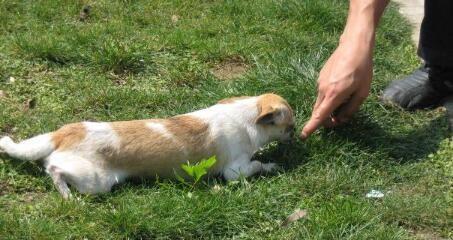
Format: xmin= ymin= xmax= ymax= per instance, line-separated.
xmin=0 ymin=181 xmax=14 ymax=196
xmin=211 ymin=57 xmax=249 ymax=80
xmin=108 ymin=72 xmax=127 ymax=86
xmin=410 ymin=230 xmax=448 ymax=240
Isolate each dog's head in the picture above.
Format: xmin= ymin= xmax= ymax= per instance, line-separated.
xmin=255 ymin=94 xmax=295 ymax=142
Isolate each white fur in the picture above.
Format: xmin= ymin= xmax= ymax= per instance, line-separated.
xmin=146 ymin=122 xmax=174 ymax=139
xmin=189 ymin=97 xmax=280 ymax=180
xmin=79 ymin=122 xmax=121 ymax=156
xmin=0 ymin=134 xmax=54 ymax=161
xmin=46 ymin=151 xmax=126 ymax=197
xmin=0 ymin=95 xmax=294 ymax=198
xmin=43 ymin=122 xmax=125 ymax=196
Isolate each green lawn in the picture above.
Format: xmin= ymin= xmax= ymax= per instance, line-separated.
xmin=0 ymin=0 xmax=451 ymax=239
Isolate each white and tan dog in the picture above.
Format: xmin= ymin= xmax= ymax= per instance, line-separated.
xmin=0 ymin=93 xmax=295 ymax=198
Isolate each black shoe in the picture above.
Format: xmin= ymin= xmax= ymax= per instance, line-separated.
xmin=382 ymin=64 xmax=453 ymax=110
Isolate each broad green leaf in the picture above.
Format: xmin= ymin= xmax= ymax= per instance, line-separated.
xmin=179 ymin=156 xmax=217 ymax=182
xmin=193 ymin=167 xmax=207 ymax=182
xmin=198 ymin=156 xmax=217 ymax=169
xmin=181 ymin=163 xmax=194 ymax=177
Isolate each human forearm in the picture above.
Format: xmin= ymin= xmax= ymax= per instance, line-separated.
xmin=341 ymin=0 xmax=389 ymax=47
xmin=301 ymin=0 xmax=389 ymax=139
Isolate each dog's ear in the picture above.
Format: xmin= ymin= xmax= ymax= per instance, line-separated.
xmin=256 ymin=107 xmax=282 ymax=125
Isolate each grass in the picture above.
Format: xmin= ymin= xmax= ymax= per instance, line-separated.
xmin=0 ymin=0 xmax=451 ymax=239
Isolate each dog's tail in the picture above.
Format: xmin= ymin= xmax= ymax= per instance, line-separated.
xmin=0 ymin=134 xmax=54 ymax=161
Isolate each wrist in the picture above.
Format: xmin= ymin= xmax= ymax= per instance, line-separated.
xmin=340 ymin=26 xmax=376 ymax=50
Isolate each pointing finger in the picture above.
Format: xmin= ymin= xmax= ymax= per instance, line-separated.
xmin=301 ymin=96 xmax=343 ymax=140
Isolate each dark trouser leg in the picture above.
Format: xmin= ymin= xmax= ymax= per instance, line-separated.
xmin=418 ymin=0 xmax=453 ymax=67
xmin=381 ymin=1 xmax=453 ymax=110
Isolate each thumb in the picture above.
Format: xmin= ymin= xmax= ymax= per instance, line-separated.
xmin=335 ymin=93 xmax=367 ymax=123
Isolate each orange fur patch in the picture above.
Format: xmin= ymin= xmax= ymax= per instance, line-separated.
xmin=109 ymin=116 xmax=213 ymax=177
xmin=256 ymin=93 xmax=294 ymax=125
xmin=165 ymin=115 xmax=211 ymax=156
xmin=52 ymin=123 xmax=86 ymax=151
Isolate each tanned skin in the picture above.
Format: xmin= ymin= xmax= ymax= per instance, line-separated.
xmin=301 ymin=0 xmax=389 ymax=140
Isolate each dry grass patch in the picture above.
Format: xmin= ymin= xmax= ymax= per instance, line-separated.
xmin=411 ymin=230 xmax=449 ymax=240
xmin=211 ymin=56 xmax=248 ymax=80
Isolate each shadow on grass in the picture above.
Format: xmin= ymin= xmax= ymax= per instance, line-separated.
xmin=253 ymin=140 xmax=309 ymax=171
xmin=327 ymin=114 xmax=449 ymax=164
xmin=6 ymin=113 xmax=446 ymax=197
xmin=1 ymin=157 xmax=47 ymax=177
xmin=2 ymin=144 xmax=301 ymax=200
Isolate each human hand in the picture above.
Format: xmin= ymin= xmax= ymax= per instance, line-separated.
xmin=300 ymin=40 xmax=373 ymax=140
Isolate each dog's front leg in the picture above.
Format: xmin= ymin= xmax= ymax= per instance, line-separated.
xmin=223 ymin=157 xmax=277 ymax=181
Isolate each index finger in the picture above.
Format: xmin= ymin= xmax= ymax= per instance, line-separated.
xmin=300 ymin=96 xmax=344 ymax=140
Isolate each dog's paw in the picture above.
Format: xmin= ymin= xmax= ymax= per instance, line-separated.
xmin=262 ymin=163 xmax=278 ymax=172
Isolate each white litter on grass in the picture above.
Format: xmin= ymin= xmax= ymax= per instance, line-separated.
xmin=366 ymin=190 xmax=384 ymax=198
xmin=211 ymin=184 xmax=222 ymax=193
xmin=281 ymin=209 xmax=308 ymax=227
xmin=8 ymin=76 xmax=15 ymax=83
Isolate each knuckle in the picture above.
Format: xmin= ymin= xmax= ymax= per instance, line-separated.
xmin=312 ymin=113 xmax=321 ymax=120
xmin=313 ymin=112 xmax=324 ymax=120
xmin=326 ymin=89 xmax=338 ymax=98
xmin=326 ymin=86 xmax=346 ymax=99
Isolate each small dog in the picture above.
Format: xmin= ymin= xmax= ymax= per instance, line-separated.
xmin=0 ymin=93 xmax=295 ymax=198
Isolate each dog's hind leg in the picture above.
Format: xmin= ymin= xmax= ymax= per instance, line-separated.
xmin=47 ymin=165 xmax=71 ymax=199
xmin=46 ymin=152 xmax=126 ymax=197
